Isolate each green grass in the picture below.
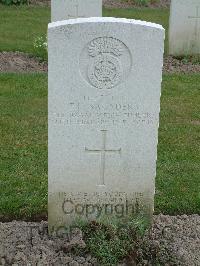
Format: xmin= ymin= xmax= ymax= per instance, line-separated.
xmin=0 ymin=5 xmax=50 ymax=59
xmin=0 ymin=5 xmax=169 ymax=57
xmin=0 ymin=73 xmax=199 ymax=220
xmin=0 ymin=74 xmax=47 ymax=220
xmin=78 ymin=217 xmax=149 ymax=265
xmin=155 ymin=74 xmax=200 ymax=214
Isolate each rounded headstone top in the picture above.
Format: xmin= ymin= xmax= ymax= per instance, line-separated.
xmin=48 ymin=17 xmax=164 ymax=31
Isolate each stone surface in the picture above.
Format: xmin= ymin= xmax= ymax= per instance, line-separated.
xmin=48 ymin=17 xmax=164 ymax=232
xmin=169 ymin=0 xmax=200 ymax=55
xmin=51 ymin=0 xmax=102 ymax=22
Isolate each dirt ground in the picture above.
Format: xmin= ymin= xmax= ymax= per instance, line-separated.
xmin=102 ymin=0 xmax=171 ymax=9
xmin=28 ymin=0 xmax=171 ymax=9
xmin=0 ymin=52 xmax=47 ymax=73
xmin=0 ymin=215 xmax=199 ymax=266
xmin=0 ymin=52 xmax=200 ymax=74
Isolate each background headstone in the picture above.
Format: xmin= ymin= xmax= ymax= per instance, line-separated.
xmin=169 ymin=0 xmax=200 ymax=55
xmin=51 ymin=0 xmax=102 ymax=22
xmin=48 ymin=17 xmax=164 ymax=232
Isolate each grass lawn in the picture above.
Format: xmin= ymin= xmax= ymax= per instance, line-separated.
xmin=156 ymin=75 xmax=200 ymax=214
xmin=0 ymin=74 xmax=48 ymax=220
xmin=0 ymin=73 xmax=199 ymax=220
xmin=0 ymin=5 xmax=169 ymax=59
xmin=0 ymin=5 xmax=50 ymax=59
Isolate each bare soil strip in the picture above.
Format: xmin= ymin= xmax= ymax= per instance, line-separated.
xmin=102 ymin=0 xmax=171 ymax=9
xmin=0 ymin=52 xmax=47 ymax=73
xmin=28 ymin=0 xmax=171 ymax=9
xmin=0 ymin=215 xmax=199 ymax=265
xmin=0 ymin=52 xmax=199 ymax=74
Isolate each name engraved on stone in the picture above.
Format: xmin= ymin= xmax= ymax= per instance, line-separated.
xmin=85 ymin=130 xmax=121 ymax=186
xmin=52 ymin=104 xmax=156 ymax=126
xmin=188 ymin=6 xmax=200 ymax=38
xmin=80 ymin=37 xmax=132 ymax=90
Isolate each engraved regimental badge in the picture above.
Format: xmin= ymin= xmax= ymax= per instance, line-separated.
xmin=80 ymin=37 xmax=132 ymax=90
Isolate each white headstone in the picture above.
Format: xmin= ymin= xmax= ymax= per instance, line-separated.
xmin=51 ymin=0 xmax=102 ymax=22
xmin=48 ymin=17 xmax=164 ymax=233
xmin=169 ymin=0 xmax=200 ymax=55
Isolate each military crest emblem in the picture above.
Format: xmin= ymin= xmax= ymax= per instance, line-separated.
xmin=80 ymin=37 xmax=132 ymax=90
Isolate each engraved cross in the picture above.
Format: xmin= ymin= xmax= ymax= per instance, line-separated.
xmin=188 ymin=6 xmax=200 ymax=38
xmin=68 ymin=3 xmax=85 ymax=19
xmin=85 ymin=130 xmax=121 ymax=186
